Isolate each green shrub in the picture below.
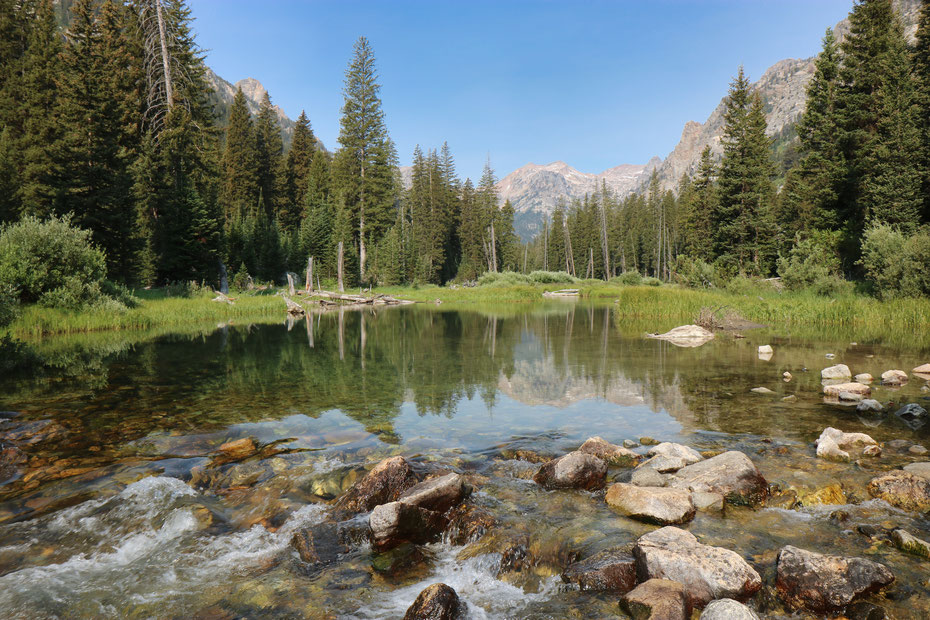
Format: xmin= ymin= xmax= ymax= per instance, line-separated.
xmin=477 ymin=271 xmax=532 ymax=286
xmin=642 ymin=276 xmax=662 ymax=287
xmin=613 ymin=271 xmax=643 ymax=286
xmin=231 ymin=262 xmax=252 ymax=291
xmin=528 ymin=270 xmax=577 ymax=284
xmin=777 ymin=234 xmax=850 ymax=296
xmin=0 ymin=215 xmax=130 ymax=311
xmin=674 ymin=257 xmax=716 ymax=289
xmin=860 ymin=225 xmax=910 ymax=299
xmin=0 ymin=284 xmax=17 ymax=328
xmin=899 ymin=227 xmax=930 ymax=298
xmin=724 ymin=275 xmax=765 ymax=296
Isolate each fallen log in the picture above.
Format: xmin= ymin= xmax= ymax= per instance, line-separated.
xmin=283 ymin=295 xmax=306 ymax=316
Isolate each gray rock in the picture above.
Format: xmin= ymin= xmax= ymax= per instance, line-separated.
xmin=822 ymin=364 xmax=852 ymax=380
xmin=895 ymin=403 xmax=928 ymax=429
xmin=578 ymin=436 xmax=641 ymax=466
xmin=334 ymin=456 xmax=418 ymax=516
xmin=398 ymin=473 xmax=470 ymax=513
xmin=605 ymin=483 xmax=696 ymax=525
xmin=910 ymin=445 xmax=928 ymax=456
xmin=630 ymin=466 xmax=670 ymax=487
xmin=633 ymin=527 xmax=762 ymax=608
xmin=369 ymin=501 xmax=448 ymax=551
xmin=624 ymin=439 xmax=639 ymax=449
xmin=775 ymin=545 xmax=894 ymax=613
xmin=700 ymin=598 xmax=760 ymax=620
xmin=561 ymin=548 xmax=637 ymax=593
xmin=881 ymin=369 xmax=908 ymax=385
xmin=892 ymin=528 xmax=930 ymax=559
xmin=857 ymin=399 xmax=883 ymax=413
xmin=533 ymin=451 xmax=607 ymax=490
xmin=622 ymin=578 xmax=689 ymax=620
xmin=750 ymin=387 xmax=775 ymax=394
xmin=691 ymin=491 xmax=725 ymax=514
xmin=667 ymin=451 xmax=768 ymax=506
xmin=646 ymin=443 xmax=704 ymax=470
xmin=403 ymin=583 xmax=465 ymax=620
xmin=867 ymin=470 xmax=930 ymax=511
xmin=903 ymin=462 xmax=930 ymax=481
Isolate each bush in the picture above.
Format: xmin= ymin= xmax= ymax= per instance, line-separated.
xmin=231 ymin=262 xmax=252 ymax=291
xmin=642 ymin=276 xmax=662 ymax=287
xmin=899 ymin=227 xmax=930 ymax=298
xmin=0 ymin=215 xmax=131 ymax=311
xmin=674 ymin=257 xmax=716 ymax=289
xmin=0 ymin=285 xmax=17 ymax=328
xmin=477 ymin=271 xmax=532 ymax=286
xmin=613 ymin=271 xmax=643 ymax=286
xmin=777 ymin=234 xmax=851 ymax=297
xmin=528 ymin=270 xmax=578 ymax=284
xmin=858 ymin=224 xmax=930 ymax=299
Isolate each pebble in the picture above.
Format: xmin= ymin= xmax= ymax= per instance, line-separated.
xmin=783 ymin=372 xmax=792 ymax=381
xmin=623 ymin=439 xmax=639 ymax=449
xmin=826 ymin=353 xmax=836 ymax=359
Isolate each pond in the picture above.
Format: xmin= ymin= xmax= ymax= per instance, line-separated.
xmin=0 ymin=303 xmax=928 ymax=618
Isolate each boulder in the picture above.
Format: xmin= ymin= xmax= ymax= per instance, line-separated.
xmin=398 ymin=473 xmax=470 ymax=513
xmin=633 ymin=527 xmax=762 ymax=608
xmin=838 ymin=391 xmax=865 ymax=402
xmin=215 ymin=437 xmax=258 ymax=463
xmin=910 ymin=444 xmax=928 ymax=456
xmin=914 ymin=363 xmax=930 ymax=374
xmin=647 ymin=325 xmax=714 ymax=348
xmin=605 ymin=483 xmax=696 ymax=525
xmin=691 ymin=491 xmax=725 ymax=514
xmin=867 ymin=471 xmax=930 ymax=511
xmin=444 ymin=503 xmax=495 ymax=546
xmin=881 ymin=369 xmax=908 ymax=386
xmin=894 ymin=403 xmax=927 ymax=426
xmin=775 ymin=545 xmax=894 ymax=613
xmin=369 ymin=501 xmax=448 ymax=551
xmin=335 ymin=456 xmax=419 ymax=516
xmin=903 ymin=462 xmax=930 ymax=481
xmin=855 ymin=373 xmax=874 ymax=384
xmin=700 ymin=599 xmax=760 ymax=620
xmin=822 ymin=364 xmax=852 ymax=380
xmin=578 ymin=436 xmax=641 ymax=466
xmin=758 ymin=344 xmax=773 ymax=357
xmin=291 ymin=522 xmax=349 ymax=565
xmin=561 ymin=548 xmax=637 ymax=593
xmin=815 ymin=428 xmax=877 ymax=462
xmin=666 ymin=451 xmax=768 ymax=506
xmin=823 ymin=382 xmax=871 ymax=398
xmin=891 ymin=528 xmax=930 ymax=559
xmin=783 ymin=371 xmax=792 ymax=381
xmin=630 ymin=466 xmax=670 ymax=487
xmin=856 ymin=399 xmax=883 ymax=413
xmin=403 ymin=583 xmax=465 ymax=620
xmin=641 ymin=443 xmax=703 ymax=473
xmin=621 ymin=579 xmax=689 ymax=620
xmin=750 ymin=387 xmax=774 ymax=394
xmin=533 ymin=451 xmax=607 ymax=490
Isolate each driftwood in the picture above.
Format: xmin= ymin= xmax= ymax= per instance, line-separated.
xmin=543 ymin=289 xmax=580 ymax=298
xmin=212 ymin=291 xmax=235 ymax=305
xmin=283 ymin=295 xmax=306 ymax=316
xmin=306 ymin=290 xmax=414 ymax=306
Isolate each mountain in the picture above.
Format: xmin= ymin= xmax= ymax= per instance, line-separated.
xmin=205 ymin=69 xmax=303 ymax=147
xmin=498 ymin=159 xmax=659 ymax=241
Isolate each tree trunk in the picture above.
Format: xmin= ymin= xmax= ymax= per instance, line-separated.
xmin=337 ymin=241 xmax=345 ymax=292
xmin=305 ymin=256 xmax=314 ymax=292
xmin=490 ymin=221 xmax=498 ymax=273
xmin=154 ymin=0 xmax=173 ymax=109
xmin=218 ymin=260 xmax=228 ymax=294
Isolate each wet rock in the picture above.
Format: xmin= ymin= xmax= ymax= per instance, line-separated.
xmin=822 ymin=364 xmax=852 ymax=380
xmin=215 ymin=437 xmax=258 ymax=463
xmin=371 ymin=542 xmax=433 ymax=577
xmin=630 ymin=466 xmax=670 ymax=487
xmin=783 ymin=371 xmax=792 ymax=381
xmin=579 ymin=436 xmax=641 ymax=466
xmin=621 ymin=578 xmax=689 ymax=620
xmin=633 ymin=527 xmax=762 ymax=607
xmin=797 ymin=484 xmax=845 ymax=506
xmin=855 ymin=373 xmax=874 ymax=384
xmin=606 ymin=483 xmax=696 ymax=525
xmin=914 ymin=363 xmax=930 ymax=374
xmin=291 ymin=522 xmax=349 ymax=565
xmin=857 ymin=399 xmax=883 ymax=413
xmin=781 ymin=394 xmax=797 ymax=402
xmin=903 ymin=462 xmax=930 ymax=481
xmin=863 ymin=445 xmax=882 ymax=457
xmin=624 ymin=439 xmax=639 ymax=449
xmin=867 ymin=470 xmax=930 ymax=511
xmin=369 ymin=501 xmax=448 ymax=551
xmin=561 ymin=548 xmax=637 ymax=593
xmin=846 ymin=601 xmax=888 ymax=620
xmin=444 ymin=502 xmax=494 ymax=545
xmin=334 ymin=456 xmax=418 ymax=516
xmin=909 ymin=444 xmax=928 ymax=456
xmin=894 ymin=403 xmax=928 ymax=428
xmin=838 ymin=391 xmax=865 ymax=402
xmin=750 ymin=387 xmax=774 ymax=394
xmin=667 ymin=451 xmax=768 ymax=506
xmin=641 ymin=443 xmax=703 ymax=473
xmin=640 ymin=436 xmax=660 ymax=446
xmin=892 ymin=528 xmax=930 ymax=559
xmin=881 ymin=370 xmax=908 ymax=386
xmin=533 ymin=451 xmax=606 ymax=490
xmin=823 ymin=382 xmax=871 ymax=398
xmin=815 ymin=427 xmax=877 ymax=462
xmin=0 ymin=444 xmax=26 ymax=483
xmin=647 ymin=325 xmax=714 ymax=347
xmin=498 ymin=447 xmax=551 ymax=464
xmin=691 ymin=491 xmax=725 ymax=514
xmin=700 ymin=598 xmax=760 ymax=619
xmin=758 ymin=344 xmax=773 ymax=356
xmin=775 ymin=545 xmax=894 ymax=613
xmin=886 ymin=439 xmax=913 ymax=452
xmin=398 ymin=473 xmax=470 ymax=514
xmin=403 ymin=583 xmax=464 ymax=620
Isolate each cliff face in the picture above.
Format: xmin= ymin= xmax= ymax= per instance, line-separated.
xmin=205 ymin=69 xmax=300 ymax=146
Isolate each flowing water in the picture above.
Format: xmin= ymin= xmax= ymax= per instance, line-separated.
xmin=1 ymin=303 xmax=929 ymax=618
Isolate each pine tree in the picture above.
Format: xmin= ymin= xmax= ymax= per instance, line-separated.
xmin=496 ymin=199 xmax=520 ymax=272
xmin=457 ymin=178 xmax=483 ymax=280
xmin=220 ymin=88 xmax=258 ymax=220
xmin=476 ymin=159 xmax=499 ymax=272
xmin=254 ymin=90 xmax=283 ymax=218
xmin=915 ymin=0 xmax=930 ymax=224
xmin=679 ymin=146 xmax=716 ymax=261
xmin=280 ymin=110 xmax=316 ymax=231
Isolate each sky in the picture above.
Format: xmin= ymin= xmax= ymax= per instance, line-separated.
xmin=188 ymin=0 xmax=854 ymax=183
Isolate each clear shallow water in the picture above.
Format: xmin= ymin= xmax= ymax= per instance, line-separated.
xmin=0 ymin=303 xmax=929 ymax=618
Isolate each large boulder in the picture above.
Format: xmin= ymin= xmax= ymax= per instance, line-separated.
xmin=633 ymin=527 xmax=762 ymax=608
xmin=867 ymin=470 xmax=930 ymax=511
xmin=903 ymin=462 xmax=930 ymax=481
xmin=369 ymin=501 xmax=448 ymax=551
xmin=700 ymin=599 xmax=760 ymax=620
xmin=533 ymin=451 xmax=607 ymax=490
xmin=403 ymin=583 xmax=465 ymax=620
xmin=822 ymin=382 xmax=871 ymax=398
xmin=667 ymin=451 xmax=767 ymax=506
xmin=578 ymin=436 xmax=641 ymax=466
xmin=334 ymin=456 xmax=418 ymax=516
xmin=643 ymin=443 xmax=703 ymax=473
xmin=646 ymin=325 xmax=714 ymax=348
xmin=621 ymin=578 xmax=690 ymax=620
xmin=398 ymin=473 xmax=470 ymax=514
xmin=561 ymin=548 xmax=637 ymax=593
xmin=605 ymin=483 xmax=696 ymax=525
xmin=775 ymin=545 xmax=894 ymax=613
xmin=821 ymin=364 xmax=852 ymax=380
xmin=815 ymin=427 xmax=877 ymax=462
xmin=895 ymin=403 xmax=928 ymax=428
xmin=881 ymin=369 xmax=908 ymax=385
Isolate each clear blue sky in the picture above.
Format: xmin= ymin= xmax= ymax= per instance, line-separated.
xmin=188 ymin=0 xmax=853 ymax=182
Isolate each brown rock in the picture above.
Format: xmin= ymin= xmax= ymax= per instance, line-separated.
xmin=369 ymin=501 xmax=447 ymax=551
xmin=881 ymin=369 xmax=908 ymax=385
xmin=444 ymin=503 xmax=494 ymax=546
xmin=216 ymin=437 xmax=257 ymax=463
xmin=579 ymin=436 xmax=641 ymax=466
xmin=622 ymin=578 xmax=689 ymax=620
xmin=562 ymin=548 xmax=637 ymax=593
xmin=823 ymin=382 xmax=871 ymax=398
xmin=533 ymin=451 xmax=607 ymax=490
xmin=666 ymin=451 xmax=767 ymax=506
xmin=398 ymin=473 xmax=470 ymax=513
xmin=867 ymin=470 xmax=930 ymax=511
xmin=403 ymin=583 xmax=464 ymax=620
xmin=290 ymin=522 xmax=348 ymax=565
xmin=334 ymin=456 xmax=418 ymax=516
xmin=606 ymin=483 xmax=696 ymax=525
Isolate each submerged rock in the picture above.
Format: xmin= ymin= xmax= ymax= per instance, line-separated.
xmin=823 ymin=382 xmax=871 ymax=398
xmin=857 ymin=399 xmax=883 ymax=413
xmin=892 ymin=528 xmax=930 ymax=559
xmin=369 ymin=501 xmax=448 ymax=551
xmin=894 ymin=403 xmax=928 ymax=428
xmin=397 ymin=473 xmax=470 ymax=514
xmin=691 ymin=491 xmax=725 ymax=514
xmin=578 ymin=436 xmax=641 ymax=466
xmin=291 ymin=522 xmax=349 ymax=566
xmin=775 ymin=545 xmax=894 ymax=613
xmin=666 ymin=451 xmax=767 ymax=506
xmin=640 ymin=442 xmax=704 ymax=473
xmin=881 ymin=370 xmax=908 ymax=385
xmin=822 ymin=364 xmax=852 ymax=380
xmin=700 ymin=598 xmax=760 ymax=620
xmin=605 ymin=483 xmax=696 ymax=525
xmin=622 ymin=578 xmax=689 ymax=620
xmin=867 ymin=470 xmax=930 ymax=511
xmin=403 ymin=583 xmax=465 ymax=620
xmin=758 ymin=345 xmax=773 ymax=356
xmin=633 ymin=527 xmax=762 ymax=607
xmin=855 ymin=373 xmax=874 ymax=384
xmin=334 ymin=456 xmax=418 ymax=516
xmin=444 ymin=502 xmax=495 ymax=546
xmin=903 ymin=461 xmax=930 ymax=481
xmin=533 ymin=451 xmax=607 ymax=490
xmin=815 ymin=427 xmax=878 ymax=462
xmin=646 ymin=325 xmax=714 ymax=347
xmin=561 ymin=548 xmax=637 ymax=593
xmin=750 ymin=387 xmax=775 ymax=394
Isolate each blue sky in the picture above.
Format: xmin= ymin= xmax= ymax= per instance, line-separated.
xmin=189 ymin=0 xmax=853 ymax=182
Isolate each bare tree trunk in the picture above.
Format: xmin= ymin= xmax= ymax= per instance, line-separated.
xmin=490 ymin=221 xmax=498 ymax=273
xmin=337 ymin=241 xmax=345 ymax=293
xmin=218 ymin=260 xmax=228 ymax=294
xmin=286 ymin=272 xmax=297 ymax=296
xmin=563 ymin=219 xmax=575 ymax=277
xmin=523 ymin=244 xmax=528 ymax=273
xmin=599 ymin=198 xmax=610 ymax=281
xmin=543 ymin=219 xmax=548 ymax=271
xmin=338 ymin=307 xmax=345 ymax=361
xmin=305 ymin=314 xmax=314 ymax=348
xmin=305 ymin=256 xmax=314 ymax=292
xmin=154 ymin=0 xmax=173 ymax=109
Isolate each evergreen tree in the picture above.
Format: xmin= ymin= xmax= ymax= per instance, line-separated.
xmin=915 ymin=0 xmax=930 ymax=223
xmin=679 ymin=147 xmax=716 ymax=261
xmin=220 ymin=88 xmax=258 ymax=220
xmin=547 ymin=204 xmax=567 ymax=272
xmin=496 ymin=199 xmax=520 ymax=272
xmin=457 ymin=179 xmax=483 ymax=280
xmin=280 ymin=110 xmax=316 ymax=230
xmin=254 ymin=90 xmax=283 ymax=218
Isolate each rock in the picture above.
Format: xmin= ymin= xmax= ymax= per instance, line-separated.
xmin=855 ymin=373 xmax=874 ymax=383
xmin=782 ymin=394 xmax=797 ymax=402
xmin=624 ymin=439 xmax=639 ymax=449
xmin=857 ymin=399 xmax=883 ymax=413
xmin=797 ymin=484 xmax=846 ymax=506
xmin=667 ymin=451 xmax=768 ymax=506
xmin=826 ymin=353 xmax=836 ymax=358
xmin=846 ymin=601 xmax=889 ymax=620
xmin=334 ymin=456 xmax=418 ymax=516
xmin=606 ymin=483 xmax=696 ymax=525
xmin=621 ymin=579 xmax=689 ymax=620
xmin=444 ymin=503 xmax=494 ymax=546
xmin=750 ymin=387 xmax=774 ymax=394
xmin=838 ymin=391 xmax=865 ymax=402
xmin=691 ymin=491 xmax=725 ymax=514
xmin=646 ymin=325 xmax=714 ymax=347
xmin=215 ymin=437 xmax=258 ymax=463
xmin=398 ymin=473 xmax=470 ymax=513
xmin=758 ymin=344 xmax=773 ymax=355
xmin=894 ymin=403 xmax=927 ymax=426
xmin=291 ymin=522 xmax=348 ymax=565
xmin=823 ymin=382 xmax=871 ymax=398
xmin=369 ymin=501 xmax=448 ymax=551
xmin=630 ymin=466 xmax=670 ymax=487
xmin=892 ymin=528 xmax=930 ymax=559
xmin=822 ymin=364 xmax=852 ymax=380
xmin=533 ymin=451 xmax=606 ymax=490
xmin=579 ymin=436 xmax=641 ymax=466
xmin=862 ymin=445 xmax=882 ymax=457
xmin=783 ymin=371 xmax=792 ymax=381
xmin=815 ymin=428 xmax=877 ymax=462
xmin=700 ymin=598 xmax=760 ymax=620
xmin=640 ymin=436 xmax=660 ymax=446
xmin=867 ymin=470 xmax=930 ymax=511
xmin=903 ymin=462 xmax=930 ymax=481
xmin=774 ymin=545 xmax=894 ymax=613
xmin=403 ymin=583 xmax=464 ymax=620
xmin=633 ymin=527 xmax=762 ymax=608
xmin=881 ymin=370 xmax=908 ymax=385
xmin=561 ymin=548 xmax=637 ymax=593
xmin=909 ymin=444 xmax=928 ymax=456
xmin=914 ymin=363 xmax=930 ymax=374
xmin=641 ymin=443 xmax=703 ymax=473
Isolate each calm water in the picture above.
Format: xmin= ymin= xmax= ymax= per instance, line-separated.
xmin=1 ymin=303 xmax=929 ymax=618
